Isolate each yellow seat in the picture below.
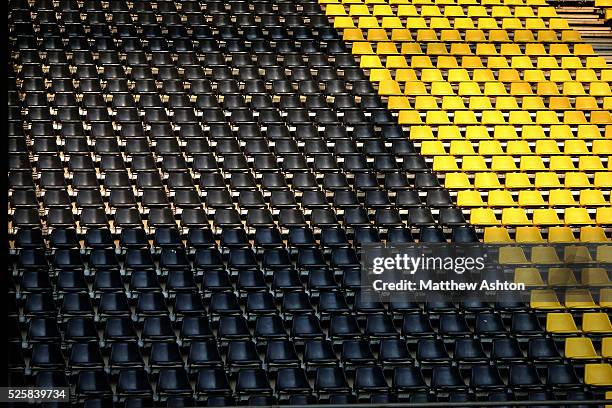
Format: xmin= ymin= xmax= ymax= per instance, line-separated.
xmin=403 ymin=82 xmax=428 ymax=96
xmin=462 ymin=56 xmax=484 ymax=69
xmin=491 ymin=156 xmax=518 ymax=171
xmin=546 ymin=312 xmax=579 ymax=333
xmin=586 ymin=56 xmax=608 ymax=69
xmin=584 ymin=364 xmax=612 ymax=386
xmin=343 ymin=28 xmax=366 ymax=41
xmin=421 ymin=140 xmax=447 ymax=156
xmin=520 ymin=156 xmax=546 ymax=171
xmin=390 ymin=28 xmax=413 ymax=42
xmin=523 ymin=70 xmax=547 ymax=83
xmin=367 ymin=28 xmax=389 ymax=41
xmin=417 ymin=29 xmax=439 ymax=42
xmin=385 ymin=55 xmax=416 ymax=69
xmin=590 ymin=81 xmax=612 ymax=97
xmin=550 ymin=18 xmax=570 ymax=29
xmin=396 ymin=69 xmax=418 ymax=83
xmin=348 ymin=4 xmax=369 ymax=15
xmin=458 ymin=82 xmax=483 ymax=96
xmin=397 ymin=4 xmax=418 ymax=16
xmin=505 ymin=172 xmax=533 ymax=189
xmin=488 ymin=30 xmax=510 ymax=42
xmin=488 ymin=189 xmax=517 ymax=207
xmin=591 ymin=111 xmax=612 ymax=124
xmin=387 ymin=96 xmax=412 ymax=110
xmin=470 ymin=207 xmax=500 ymax=225
xmin=358 ymin=16 xmax=380 ymax=29
xmin=594 ymin=172 xmax=612 ymax=188
xmin=592 ymin=140 xmax=612 ymax=155
xmin=400 ymin=43 xmax=422 ymax=56
xmin=502 ymin=17 xmax=523 ymax=30
xmin=549 ymin=125 xmax=573 ymax=139
xmin=565 ymin=338 xmax=599 ymax=360
xmin=537 ymin=57 xmax=560 ymax=70
xmin=564 ymin=111 xmax=588 ymax=125
xmin=462 ymin=155 xmax=489 ymax=171
xmin=457 ymin=190 xmax=485 ymax=207
xmin=449 ymin=140 xmax=476 ymax=155
xmin=444 ymin=172 xmax=473 ymax=189
xmin=580 ymin=190 xmax=607 ymax=206
xmin=442 ymin=96 xmax=466 ymax=110
xmin=532 ymin=247 xmax=563 ymax=264
xmin=537 ymin=82 xmax=560 ymax=96
xmin=579 ymin=156 xmax=605 ymax=171
xmin=547 ymin=267 xmax=577 ymax=286
xmin=578 ymin=125 xmax=603 ymax=139
xmin=565 ymin=289 xmax=597 ymax=309
xmin=564 ymin=82 xmax=587 ymax=96
xmin=360 ymin=55 xmax=384 ymax=68
xmin=550 ymin=70 xmax=574 ymax=83
xmin=518 ymin=190 xmax=546 ymax=207
xmin=572 ymin=32 xmax=594 ymax=47
xmin=484 ymin=82 xmax=509 ymax=96
xmin=447 ymin=69 xmax=471 ymax=83
xmin=436 ymin=56 xmax=459 ymax=69
xmin=507 ymin=140 xmax=533 ymax=156
xmin=596 ymin=207 xmax=612 ymax=225
xmin=474 ymin=172 xmax=502 ymax=189
xmin=468 ymin=96 xmax=492 ymax=110
xmin=466 ymin=126 xmax=491 ymax=139
xmin=580 ymin=226 xmax=609 ymax=242
xmin=510 ymin=81 xmax=533 ymax=96
xmin=421 ymin=4 xmax=442 ymax=15
xmin=550 ymin=156 xmax=576 ymax=171
xmin=378 ymin=80 xmax=403 ymax=95
xmin=515 ymin=267 xmax=544 ymax=286
xmin=326 ymin=4 xmax=348 ymax=15
xmin=376 ymin=42 xmax=399 ymax=55
xmin=565 ymin=172 xmax=592 ymax=188
xmin=437 ymin=126 xmax=463 ymax=140
xmin=549 ymin=189 xmax=578 ymax=207
xmin=372 ymin=4 xmax=394 ymax=15
xmin=430 ymin=17 xmax=452 ymax=29
xmin=502 ymin=207 xmax=531 ymax=225
xmin=596 ymin=245 xmax=612 ymax=262
xmin=353 ymin=42 xmax=375 ymax=55
xmin=482 ymin=111 xmax=507 ymax=125
xmin=564 ymin=207 xmax=594 ymax=225
xmin=399 ymin=110 xmax=424 ymax=125
xmin=576 ymin=69 xmax=599 ymax=82
xmin=426 ymin=111 xmax=452 ymax=124
xmin=487 ymin=56 xmax=509 ymax=69
xmin=411 ymin=56 xmax=434 ymax=69
xmin=521 ymin=125 xmax=546 ymax=140
xmin=532 ymin=290 xmax=562 ymax=310
xmin=582 ymin=268 xmax=612 ymax=286
xmin=548 ymin=226 xmax=576 ymax=242
xmin=525 ymin=19 xmax=547 ymax=30
xmin=499 ymin=246 xmax=529 ymax=263
xmin=535 ymin=172 xmax=562 ymax=189
xmin=476 ymin=43 xmax=498 ymax=56
xmin=370 ymin=69 xmax=393 ymax=82
xmin=511 ymin=56 xmax=534 ymax=69
xmin=455 ymin=18 xmax=476 ymax=30
xmin=565 ymin=288 xmax=597 ymax=308
xmin=538 ymin=30 xmax=559 ymax=43
xmin=334 ymin=16 xmax=356 ymax=28
xmin=522 ymin=96 xmax=546 ymax=110
xmin=532 ymin=209 xmax=562 ymax=226
xmin=549 ymin=44 xmax=571 ymax=55
xmin=483 ymin=226 xmax=513 ymax=243
xmin=525 ymin=44 xmax=547 ymax=55
xmin=449 ymin=43 xmax=472 ymax=56
xmin=515 ymin=226 xmax=545 ymax=242
xmin=535 ymin=140 xmax=561 ymax=155
xmin=583 ymin=313 xmax=612 ymax=334
xmin=564 ymin=245 xmax=594 ymax=264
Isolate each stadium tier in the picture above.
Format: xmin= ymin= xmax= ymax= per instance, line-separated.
xmin=7 ymin=0 xmax=612 ymax=406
